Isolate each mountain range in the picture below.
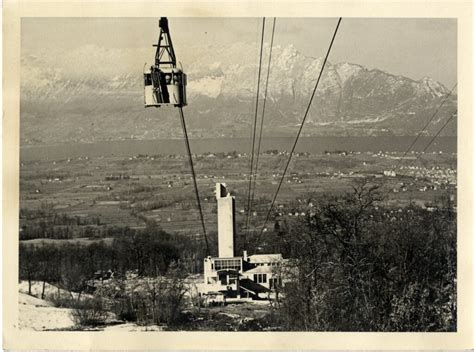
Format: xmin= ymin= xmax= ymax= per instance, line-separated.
xmin=20 ymin=43 xmax=457 ymax=145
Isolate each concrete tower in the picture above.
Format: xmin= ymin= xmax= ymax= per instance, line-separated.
xmin=216 ymin=183 xmax=236 ymax=258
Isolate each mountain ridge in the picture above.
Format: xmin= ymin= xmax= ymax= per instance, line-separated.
xmin=20 ymin=44 xmax=457 ymax=145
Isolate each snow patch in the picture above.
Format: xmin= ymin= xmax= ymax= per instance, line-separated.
xmin=188 ymin=76 xmax=223 ymax=98
xmin=335 ymin=62 xmax=363 ymax=85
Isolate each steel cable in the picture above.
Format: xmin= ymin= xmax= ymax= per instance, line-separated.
xmin=247 ymin=17 xmax=277 ymax=247
xmin=244 ymin=17 xmax=266 ymax=248
xmin=254 ymin=18 xmax=342 ymax=251
xmin=395 ymin=83 xmax=457 ymax=169
xmin=178 ymin=107 xmax=210 ymax=255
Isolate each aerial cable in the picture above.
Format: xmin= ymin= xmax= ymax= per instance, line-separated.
xmin=255 ymin=17 xmax=342 ymax=251
xmin=244 ymin=17 xmax=266 ymax=249
xmin=144 ymin=18 xmax=208 ymax=254
xmin=178 ymin=107 xmax=210 ymax=255
xmin=247 ymin=17 xmax=277 ymax=241
xmin=396 ymin=83 xmax=457 ymax=169
xmin=401 ymin=109 xmax=457 ymax=173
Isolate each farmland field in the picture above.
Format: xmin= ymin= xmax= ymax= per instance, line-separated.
xmin=19 ymin=146 xmax=457 ymax=245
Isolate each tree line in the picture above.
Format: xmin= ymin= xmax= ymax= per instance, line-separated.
xmin=269 ymin=181 xmax=456 ymax=331
xmin=20 ymin=209 xmax=102 ymax=240
xmin=19 ymin=227 xmax=196 ymax=297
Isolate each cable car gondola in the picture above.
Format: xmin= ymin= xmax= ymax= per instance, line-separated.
xmin=144 ymin=17 xmax=187 ymax=108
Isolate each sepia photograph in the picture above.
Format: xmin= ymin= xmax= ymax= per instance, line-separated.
xmin=16 ymin=15 xmax=459 ymax=334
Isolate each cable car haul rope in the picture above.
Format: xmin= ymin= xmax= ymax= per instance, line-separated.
xmin=142 ymin=17 xmax=452 ymax=257
xmin=144 ymin=17 xmax=209 ymax=255
xmin=244 ymin=17 xmax=267 ymax=249
xmin=255 ymin=17 xmax=342 ymax=250
xmin=178 ymin=107 xmax=210 ymax=254
xmin=143 ymin=17 xmax=343 ymax=255
xmin=243 ymin=17 xmax=277 ymax=250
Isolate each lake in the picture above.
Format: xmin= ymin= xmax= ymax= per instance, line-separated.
xmin=20 ymin=136 xmax=457 ymax=161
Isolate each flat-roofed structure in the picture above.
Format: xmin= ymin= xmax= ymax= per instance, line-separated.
xmin=200 ymin=183 xmax=285 ymax=300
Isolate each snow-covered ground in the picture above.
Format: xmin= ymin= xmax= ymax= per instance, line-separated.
xmin=19 ymin=292 xmax=75 ymax=331
xmin=19 ymin=280 xmax=76 ymax=300
xmin=18 ymin=280 xmax=164 ymax=331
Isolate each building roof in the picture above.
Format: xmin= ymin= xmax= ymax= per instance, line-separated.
xmin=244 ymin=266 xmax=275 ymax=274
xmin=240 ymin=278 xmax=270 ymax=294
xmin=216 ymin=269 xmax=240 ymax=276
xmin=247 ymin=253 xmax=283 ymax=264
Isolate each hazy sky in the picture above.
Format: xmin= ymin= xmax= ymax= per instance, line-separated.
xmin=22 ymin=18 xmax=457 ymax=87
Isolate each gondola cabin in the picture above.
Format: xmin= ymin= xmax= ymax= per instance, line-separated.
xmin=144 ymin=66 xmax=187 ymax=108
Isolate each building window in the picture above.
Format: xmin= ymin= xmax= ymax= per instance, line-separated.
xmin=253 ymin=274 xmax=267 ymax=284
xmin=144 ymin=74 xmax=152 ymax=86
xmin=214 ymin=259 xmax=241 ymax=271
xmin=269 ymin=277 xmax=281 ymax=289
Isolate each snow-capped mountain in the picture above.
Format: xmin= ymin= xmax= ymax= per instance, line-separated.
xmin=20 ymin=44 xmax=456 ymax=145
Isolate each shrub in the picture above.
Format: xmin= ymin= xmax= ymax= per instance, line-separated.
xmin=71 ymin=296 xmax=108 ymax=327
xmin=50 ymin=295 xmax=78 ymax=309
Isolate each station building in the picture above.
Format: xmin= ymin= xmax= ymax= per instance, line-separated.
xmin=199 ymin=183 xmax=286 ymax=300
